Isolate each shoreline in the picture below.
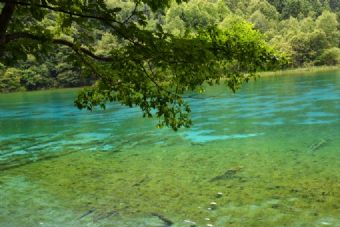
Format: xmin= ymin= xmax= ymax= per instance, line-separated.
xmin=1 ymin=65 xmax=340 ymax=95
xmin=0 ymin=86 xmax=84 ymax=96
xmin=259 ymin=65 xmax=340 ymax=77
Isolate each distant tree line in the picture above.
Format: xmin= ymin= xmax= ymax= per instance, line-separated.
xmin=1 ymin=0 xmax=340 ymax=93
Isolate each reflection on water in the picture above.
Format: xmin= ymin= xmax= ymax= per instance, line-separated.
xmin=1 ymin=71 xmax=340 ymax=227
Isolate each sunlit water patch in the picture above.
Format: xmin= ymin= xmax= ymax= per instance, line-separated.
xmin=1 ymin=71 xmax=340 ymax=227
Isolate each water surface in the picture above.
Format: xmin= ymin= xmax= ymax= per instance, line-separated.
xmin=1 ymin=71 xmax=340 ymax=227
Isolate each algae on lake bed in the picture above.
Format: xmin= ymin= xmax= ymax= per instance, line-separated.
xmin=1 ymin=71 xmax=340 ymax=227
xmin=2 ymin=129 xmax=340 ymax=227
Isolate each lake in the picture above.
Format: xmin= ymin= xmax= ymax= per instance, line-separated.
xmin=1 ymin=71 xmax=340 ymax=227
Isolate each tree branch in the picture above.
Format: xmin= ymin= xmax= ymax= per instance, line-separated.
xmin=4 ymin=32 xmax=114 ymax=62
xmin=0 ymin=0 xmax=122 ymax=24
xmin=123 ymin=1 xmax=139 ymax=24
xmin=0 ymin=2 xmax=16 ymax=42
xmin=140 ymin=61 xmax=179 ymax=98
xmin=0 ymin=1 xmax=157 ymax=59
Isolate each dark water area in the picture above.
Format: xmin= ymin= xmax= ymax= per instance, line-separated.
xmin=1 ymin=71 xmax=340 ymax=227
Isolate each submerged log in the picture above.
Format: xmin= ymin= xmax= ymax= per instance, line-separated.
xmin=79 ymin=208 xmax=96 ymax=219
xmin=309 ymin=139 xmax=328 ymax=152
xmin=151 ymin=213 xmax=173 ymax=227
xmin=93 ymin=210 xmax=118 ymax=222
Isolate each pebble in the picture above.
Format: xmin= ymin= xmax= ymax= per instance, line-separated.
xmin=184 ymin=220 xmax=196 ymax=225
xmin=216 ymin=192 xmax=223 ymax=198
xmin=207 ymin=224 xmax=214 ymax=227
xmin=210 ymin=202 xmax=217 ymax=210
xmin=204 ymin=218 xmax=210 ymax=221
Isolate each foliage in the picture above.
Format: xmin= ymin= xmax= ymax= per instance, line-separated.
xmin=3 ymin=0 xmax=340 ymax=129
xmin=0 ymin=67 xmax=24 ymax=92
xmin=0 ymin=0 xmax=285 ymax=130
xmin=317 ymin=48 xmax=340 ymax=65
xmin=316 ymin=10 xmax=340 ymax=47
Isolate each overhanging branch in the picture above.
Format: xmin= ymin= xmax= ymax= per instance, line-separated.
xmin=0 ymin=2 xmax=16 ymax=40
xmin=4 ymin=32 xmax=114 ymax=62
xmin=0 ymin=0 xmax=122 ymax=24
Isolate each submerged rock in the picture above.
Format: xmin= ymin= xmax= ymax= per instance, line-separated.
xmin=210 ymin=167 xmax=243 ymax=182
xmin=216 ymin=192 xmax=223 ymax=198
xmin=209 ymin=202 xmax=217 ymax=210
xmin=184 ymin=219 xmax=197 ymax=226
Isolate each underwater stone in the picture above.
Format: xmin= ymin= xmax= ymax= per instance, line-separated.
xmin=216 ymin=192 xmax=223 ymax=198
xmin=208 ymin=203 xmax=218 ymax=211
xmin=210 ymin=167 xmax=243 ymax=182
xmin=210 ymin=202 xmax=217 ymax=210
xmin=184 ymin=219 xmax=196 ymax=226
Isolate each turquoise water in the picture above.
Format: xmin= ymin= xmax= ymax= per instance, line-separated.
xmin=1 ymin=71 xmax=340 ymax=227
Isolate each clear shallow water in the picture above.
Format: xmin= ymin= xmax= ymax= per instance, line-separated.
xmin=1 ymin=72 xmax=340 ymax=227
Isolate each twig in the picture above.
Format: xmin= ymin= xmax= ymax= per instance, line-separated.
xmin=123 ymin=1 xmax=140 ymax=24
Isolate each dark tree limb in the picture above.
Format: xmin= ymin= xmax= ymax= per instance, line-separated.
xmin=123 ymin=1 xmax=139 ymax=24
xmin=0 ymin=0 xmax=122 ymax=24
xmin=0 ymin=2 xmax=16 ymax=42
xmin=4 ymin=32 xmax=114 ymax=61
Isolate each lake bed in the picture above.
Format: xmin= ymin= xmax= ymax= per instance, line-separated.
xmin=1 ymin=71 xmax=340 ymax=227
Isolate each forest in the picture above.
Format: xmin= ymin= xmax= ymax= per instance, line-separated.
xmin=0 ymin=0 xmax=340 ymax=93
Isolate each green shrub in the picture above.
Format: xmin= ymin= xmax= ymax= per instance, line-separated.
xmin=317 ymin=47 xmax=340 ymax=65
xmin=0 ymin=68 xmax=25 ymax=92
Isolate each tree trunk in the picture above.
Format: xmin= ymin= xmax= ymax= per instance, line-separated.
xmin=0 ymin=2 xmax=16 ymax=44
